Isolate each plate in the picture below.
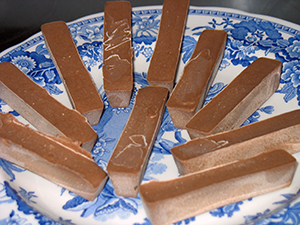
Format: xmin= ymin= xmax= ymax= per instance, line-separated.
xmin=1 ymin=5 xmax=300 ymax=225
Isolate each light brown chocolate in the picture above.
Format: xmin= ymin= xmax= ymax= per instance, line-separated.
xmin=167 ymin=30 xmax=227 ymax=128
xmin=107 ymin=86 xmax=168 ymax=197
xmin=172 ymin=109 xmax=300 ymax=175
xmin=0 ymin=112 xmax=107 ymax=201
xmin=140 ymin=150 xmax=296 ymax=225
xmin=0 ymin=62 xmax=97 ymax=152
xmin=41 ymin=21 xmax=104 ymax=125
xmin=146 ymin=0 xmax=190 ymax=92
xmin=186 ymin=57 xmax=282 ymax=139
xmin=102 ymin=1 xmax=133 ymax=108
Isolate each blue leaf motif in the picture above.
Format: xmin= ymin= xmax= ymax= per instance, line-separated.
xmin=44 ymin=83 xmax=63 ymax=95
xmin=219 ymin=58 xmax=231 ymax=71
xmin=259 ymin=106 xmax=274 ymax=114
xmin=233 ymin=20 xmax=258 ymax=33
xmin=204 ymin=82 xmax=227 ymax=105
xmin=95 ymin=198 xmax=122 ymax=215
xmin=0 ymin=159 xmax=25 ymax=181
xmin=151 ymin=153 xmax=164 ymax=162
xmin=119 ymin=198 xmax=138 ymax=214
xmin=258 ymin=39 xmax=274 ymax=47
xmin=63 ymin=195 xmax=88 ymax=210
xmin=265 ymin=28 xmax=282 ymax=40
xmin=181 ymin=36 xmax=197 ymax=64
xmin=277 ymin=82 xmax=297 ymax=103
xmin=266 ymin=46 xmax=282 ymax=55
xmin=35 ymin=43 xmax=49 ymax=55
xmin=276 ymin=39 xmax=289 ymax=47
xmin=155 ymin=139 xmax=175 ymax=154
xmin=144 ymin=162 xmax=167 ymax=181
xmin=174 ymin=130 xmax=187 ymax=145
xmin=19 ymin=187 xmax=37 ymax=204
xmin=210 ymin=201 xmax=243 ymax=218
xmin=95 ymin=198 xmax=137 ymax=216
xmin=79 ymin=34 xmax=94 ymax=41
xmin=208 ymin=18 xmax=217 ymax=29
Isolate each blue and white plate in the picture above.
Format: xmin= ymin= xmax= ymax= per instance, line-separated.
xmin=1 ymin=5 xmax=300 ymax=225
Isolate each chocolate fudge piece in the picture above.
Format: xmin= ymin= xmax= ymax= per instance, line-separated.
xmin=41 ymin=21 xmax=104 ymax=125
xmin=107 ymin=86 xmax=168 ymax=197
xmin=172 ymin=109 xmax=300 ymax=175
xmin=167 ymin=30 xmax=227 ymax=128
xmin=0 ymin=62 xmax=97 ymax=152
xmin=186 ymin=57 xmax=282 ymax=139
xmin=103 ymin=1 xmax=133 ymax=108
xmin=146 ymin=0 xmax=190 ymax=92
xmin=140 ymin=150 xmax=296 ymax=225
xmin=0 ymin=112 xmax=107 ymax=201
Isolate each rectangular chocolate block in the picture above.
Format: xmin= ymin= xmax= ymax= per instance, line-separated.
xmin=41 ymin=21 xmax=104 ymax=125
xmin=146 ymin=0 xmax=190 ymax=92
xmin=107 ymin=86 xmax=168 ymax=197
xmin=140 ymin=150 xmax=296 ymax=225
xmin=103 ymin=1 xmax=133 ymax=108
xmin=0 ymin=112 xmax=107 ymax=201
xmin=172 ymin=109 xmax=300 ymax=175
xmin=186 ymin=57 xmax=282 ymax=139
xmin=0 ymin=62 xmax=97 ymax=152
xmin=166 ymin=30 xmax=227 ymax=128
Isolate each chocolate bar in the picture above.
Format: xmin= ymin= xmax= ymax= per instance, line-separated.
xmin=0 ymin=112 xmax=107 ymax=201
xmin=140 ymin=150 xmax=296 ymax=225
xmin=41 ymin=21 xmax=104 ymax=125
xmin=172 ymin=109 xmax=300 ymax=175
xmin=107 ymin=86 xmax=168 ymax=197
xmin=146 ymin=0 xmax=190 ymax=91
xmin=103 ymin=1 xmax=133 ymax=108
xmin=167 ymin=30 xmax=227 ymax=128
xmin=0 ymin=62 xmax=97 ymax=152
xmin=186 ymin=57 xmax=282 ymax=139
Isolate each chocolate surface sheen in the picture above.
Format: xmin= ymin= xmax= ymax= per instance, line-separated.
xmin=146 ymin=0 xmax=190 ymax=92
xmin=172 ymin=109 xmax=300 ymax=175
xmin=0 ymin=112 xmax=107 ymax=201
xmin=41 ymin=21 xmax=104 ymax=125
xmin=167 ymin=30 xmax=227 ymax=128
xmin=0 ymin=62 xmax=97 ymax=152
xmin=107 ymin=86 xmax=168 ymax=197
xmin=103 ymin=1 xmax=133 ymax=108
xmin=140 ymin=150 xmax=296 ymax=225
xmin=186 ymin=57 xmax=282 ymax=139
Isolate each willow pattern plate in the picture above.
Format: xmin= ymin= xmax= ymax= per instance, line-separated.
xmin=1 ymin=5 xmax=300 ymax=225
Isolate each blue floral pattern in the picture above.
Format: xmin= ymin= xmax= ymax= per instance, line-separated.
xmin=0 ymin=5 xmax=300 ymax=225
xmin=1 ymin=44 xmax=63 ymax=95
